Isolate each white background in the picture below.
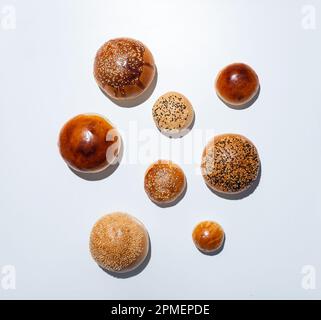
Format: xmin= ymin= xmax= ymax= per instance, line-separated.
xmin=0 ymin=0 xmax=320 ymax=299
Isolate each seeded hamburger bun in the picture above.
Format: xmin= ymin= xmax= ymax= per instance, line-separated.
xmin=192 ymin=221 xmax=225 ymax=253
xmin=94 ymin=38 xmax=156 ymax=100
xmin=58 ymin=114 xmax=121 ymax=173
xmin=152 ymin=92 xmax=194 ymax=137
xmin=144 ymin=160 xmax=186 ymax=204
xmin=201 ymin=134 xmax=260 ymax=194
xmin=89 ymin=212 xmax=149 ymax=273
xmin=215 ymin=63 xmax=259 ymax=107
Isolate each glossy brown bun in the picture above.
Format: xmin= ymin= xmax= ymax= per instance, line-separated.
xmin=90 ymin=212 xmax=149 ymax=273
xmin=58 ymin=114 xmax=121 ymax=173
xmin=215 ymin=63 xmax=259 ymax=107
xmin=144 ymin=160 xmax=186 ymax=204
xmin=94 ymin=38 xmax=156 ymax=100
xmin=192 ymin=221 xmax=225 ymax=253
xmin=152 ymin=92 xmax=194 ymax=138
xmin=201 ymin=134 xmax=260 ymax=194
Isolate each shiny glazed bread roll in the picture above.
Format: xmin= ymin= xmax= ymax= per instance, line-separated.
xmin=58 ymin=114 xmax=121 ymax=173
xmin=215 ymin=63 xmax=259 ymax=107
xmin=90 ymin=212 xmax=149 ymax=273
xmin=192 ymin=221 xmax=225 ymax=253
xmin=94 ymin=38 xmax=156 ymax=100
xmin=201 ymin=134 xmax=260 ymax=194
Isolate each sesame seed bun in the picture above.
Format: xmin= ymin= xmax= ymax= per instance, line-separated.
xmin=58 ymin=113 xmax=121 ymax=173
xmin=152 ymin=92 xmax=194 ymax=138
xmin=89 ymin=212 xmax=149 ymax=273
xmin=201 ymin=134 xmax=260 ymax=194
xmin=94 ymin=38 xmax=156 ymax=100
xmin=215 ymin=63 xmax=259 ymax=107
xmin=144 ymin=160 xmax=186 ymax=204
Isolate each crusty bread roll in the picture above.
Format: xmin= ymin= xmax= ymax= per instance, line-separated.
xmin=89 ymin=212 xmax=149 ymax=273
xmin=144 ymin=160 xmax=186 ymax=204
xmin=192 ymin=221 xmax=225 ymax=253
xmin=201 ymin=134 xmax=260 ymax=194
xmin=58 ymin=114 xmax=121 ymax=173
xmin=94 ymin=38 xmax=156 ymax=100
xmin=152 ymin=92 xmax=194 ymax=137
xmin=215 ymin=63 xmax=259 ymax=107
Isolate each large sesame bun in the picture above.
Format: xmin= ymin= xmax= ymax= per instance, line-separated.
xmin=89 ymin=212 xmax=149 ymax=273
xmin=152 ymin=92 xmax=194 ymax=138
xmin=94 ymin=38 xmax=156 ymax=100
xmin=58 ymin=113 xmax=121 ymax=173
xmin=201 ymin=134 xmax=260 ymax=194
xmin=144 ymin=160 xmax=186 ymax=204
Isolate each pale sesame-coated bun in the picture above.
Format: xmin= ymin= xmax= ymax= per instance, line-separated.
xmin=58 ymin=113 xmax=121 ymax=173
xmin=215 ymin=63 xmax=259 ymax=107
xmin=89 ymin=212 xmax=149 ymax=273
xmin=144 ymin=160 xmax=186 ymax=204
xmin=192 ymin=221 xmax=225 ymax=253
xmin=94 ymin=38 xmax=156 ymax=100
xmin=201 ymin=134 xmax=260 ymax=194
xmin=152 ymin=92 xmax=194 ymax=137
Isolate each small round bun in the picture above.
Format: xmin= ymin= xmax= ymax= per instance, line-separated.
xmin=58 ymin=114 xmax=121 ymax=173
xmin=144 ymin=160 xmax=186 ymax=204
xmin=215 ymin=63 xmax=259 ymax=107
xmin=152 ymin=92 xmax=194 ymax=137
xmin=201 ymin=134 xmax=260 ymax=194
xmin=90 ymin=212 xmax=149 ymax=273
xmin=94 ymin=38 xmax=156 ymax=100
xmin=192 ymin=221 xmax=225 ymax=253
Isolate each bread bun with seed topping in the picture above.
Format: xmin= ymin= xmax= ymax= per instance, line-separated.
xmin=144 ymin=160 xmax=186 ymax=204
xmin=94 ymin=38 xmax=156 ymax=100
xmin=201 ymin=134 xmax=260 ymax=194
xmin=152 ymin=92 xmax=194 ymax=138
xmin=90 ymin=212 xmax=149 ymax=273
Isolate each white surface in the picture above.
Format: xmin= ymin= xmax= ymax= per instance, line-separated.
xmin=0 ymin=0 xmax=321 ymax=299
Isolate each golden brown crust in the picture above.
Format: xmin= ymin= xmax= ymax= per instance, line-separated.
xmin=58 ymin=114 xmax=121 ymax=173
xmin=144 ymin=160 xmax=186 ymax=204
xmin=94 ymin=38 xmax=155 ymax=100
xmin=215 ymin=63 xmax=259 ymax=106
xmin=152 ymin=92 xmax=194 ymax=134
xmin=201 ymin=134 xmax=260 ymax=194
xmin=192 ymin=221 xmax=224 ymax=253
xmin=89 ymin=212 xmax=149 ymax=273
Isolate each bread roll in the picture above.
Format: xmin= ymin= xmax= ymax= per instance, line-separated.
xmin=192 ymin=221 xmax=225 ymax=253
xmin=152 ymin=92 xmax=194 ymax=137
xmin=215 ymin=63 xmax=259 ymax=107
xmin=94 ymin=38 xmax=156 ymax=100
xmin=201 ymin=134 xmax=260 ymax=194
xmin=58 ymin=114 xmax=121 ymax=173
xmin=90 ymin=212 xmax=149 ymax=273
xmin=144 ymin=160 xmax=186 ymax=204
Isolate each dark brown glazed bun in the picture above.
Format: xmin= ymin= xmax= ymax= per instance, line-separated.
xmin=144 ymin=160 xmax=186 ymax=204
xmin=58 ymin=114 xmax=121 ymax=173
xmin=201 ymin=134 xmax=260 ymax=194
xmin=192 ymin=221 xmax=225 ymax=253
xmin=94 ymin=38 xmax=156 ymax=100
xmin=215 ymin=63 xmax=259 ymax=107
xmin=90 ymin=212 xmax=149 ymax=273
